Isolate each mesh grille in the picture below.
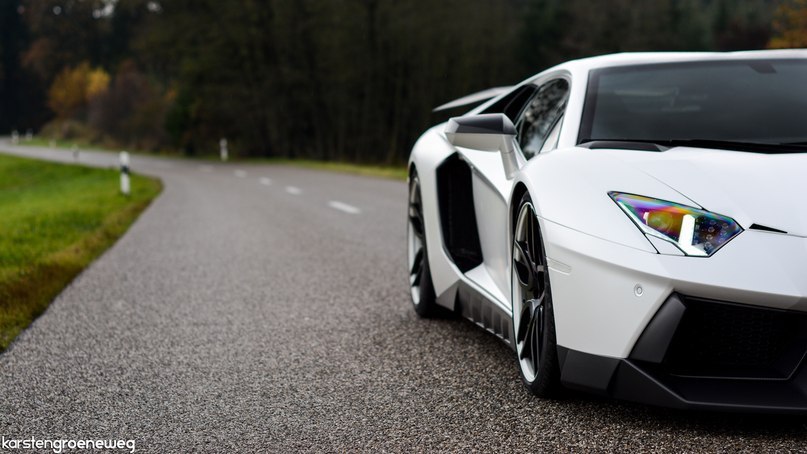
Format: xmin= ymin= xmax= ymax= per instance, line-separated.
xmin=664 ymin=296 xmax=807 ymax=379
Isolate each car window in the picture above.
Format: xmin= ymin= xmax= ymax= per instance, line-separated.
xmin=481 ymin=85 xmax=537 ymax=123
xmin=578 ymin=59 xmax=807 ymax=148
xmin=517 ymin=79 xmax=569 ymax=159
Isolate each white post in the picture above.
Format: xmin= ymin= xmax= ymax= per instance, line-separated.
xmin=72 ymin=144 xmax=79 ymax=161
xmin=25 ymin=129 xmax=32 ymax=141
xmin=11 ymin=130 xmax=18 ymax=145
xmin=119 ymin=151 xmax=131 ymax=196
xmin=220 ymin=137 xmax=228 ymax=162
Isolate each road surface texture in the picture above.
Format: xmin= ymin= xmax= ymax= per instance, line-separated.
xmin=0 ymin=140 xmax=805 ymax=452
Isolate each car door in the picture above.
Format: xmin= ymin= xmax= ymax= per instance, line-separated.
xmin=455 ymin=78 xmax=570 ymax=304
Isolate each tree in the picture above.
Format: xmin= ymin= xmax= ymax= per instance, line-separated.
xmin=0 ymin=1 xmax=33 ymax=132
xmin=88 ymin=60 xmax=169 ymax=150
xmin=47 ymin=62 xmax=109 ymax=119
xmin=769 ymin=0 xmax=807 ymax=48
xmin=8 ymin=0 xmax=787 ymax=163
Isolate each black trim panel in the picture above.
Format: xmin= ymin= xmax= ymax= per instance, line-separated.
xmin=558 ymin=346 xmax=807 ymax=413
xmin=436 ymin=154 xmax=483 ymax=272
xmin=578 ymin=140 xmax=666 ymax=152
xmin=438 ymin=279 xmax=513 ymax=348
xmin=559 ymin=348 xmax=620 ymax=397
xmin=446 ymin=114 xmax=516 ymax=135
xmin=749 ymin=223 xmax=788 ymax=234
xmin=656 ymin=295 xmax=807 ymax=380
xmin=629 ymin=294 xmax=686 ymax=363
xmin=556 ymin=293 xmax=807 ymax=413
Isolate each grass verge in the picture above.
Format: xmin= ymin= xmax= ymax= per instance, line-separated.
xmin=0 ymin=153 xmax=162 ymax=351
xmin=16 ymin=137 xmax=407 ymax=181
xmin=266 ymin=158 xmax=407 ymax=181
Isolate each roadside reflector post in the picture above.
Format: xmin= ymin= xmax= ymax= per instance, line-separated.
xmin=220 ymin=137 xmax=228 ymax=162
xmin=25 ymin=129 xmax=32 ymax=141
xmin=11 ymin=130 xmax=18 ymax=144
xmin=119 ymin=151 xmax=131 ymax=196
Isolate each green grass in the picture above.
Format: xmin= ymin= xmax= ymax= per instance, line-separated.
xmin=266 ymin=158 xmax=407 ymax=180
xmin=18 ymin=137 xmax=407 ymax=181
xmin=0 ymin=154 xmax=162 ymax=351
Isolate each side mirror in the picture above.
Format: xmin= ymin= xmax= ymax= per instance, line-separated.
xmin=445 ymin=113 xmax=524 ymax=179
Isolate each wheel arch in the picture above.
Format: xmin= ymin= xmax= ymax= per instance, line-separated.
xmin=510 ymin=182 xmax=530 ymax=238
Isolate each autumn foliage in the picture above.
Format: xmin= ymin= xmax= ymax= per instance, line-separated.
xmin=768 ymin=0 xmax=807 ymax=48
xmin=0 ymin=0 xmax=796 ymax=161
xmin=47 ymin=62 xmax=109 ymax=119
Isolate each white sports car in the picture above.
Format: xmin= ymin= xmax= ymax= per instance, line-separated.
xmin=407 ymin=50 xmax=807 ymax=413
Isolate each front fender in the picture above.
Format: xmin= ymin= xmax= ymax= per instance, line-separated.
xmin=513 ymin=147 xmax=699 ymax=253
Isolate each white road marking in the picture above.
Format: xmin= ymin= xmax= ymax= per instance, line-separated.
xmin=259 ymin=177 xmax=272 ymax=186
xmin=285 ymin=186 xmax=302 ymax=195
xmin=328 ymin=201 xmax=361 ymax=215
xmin=234 ymin=169 xmax=248 ymax=178
xmin=199 ymin=165 xmax=213 ymax=172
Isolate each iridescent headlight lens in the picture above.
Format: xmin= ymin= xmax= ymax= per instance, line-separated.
xmin=609 ymin=192 xmax=742 ymax=256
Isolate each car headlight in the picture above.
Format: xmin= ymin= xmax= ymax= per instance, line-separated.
xmin=609 ymin=192 xmax=742 ymax=257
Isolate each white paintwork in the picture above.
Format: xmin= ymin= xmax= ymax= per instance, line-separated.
xmin=285 ymin=186 xmax=302 ymax=195
xmin=408 ymin=50 xmax=807 ymax=359
xmin=470 ymin=172 xmax=510 ymax=298
xmin=464 ymin=264 xmax=509 ymax=313
xmin=615 ymin=147 xmax=807 ymax=236
xmin=409 ymin=127 xmax=461 ymax=298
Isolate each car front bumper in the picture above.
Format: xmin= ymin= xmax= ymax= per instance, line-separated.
xmin=542 ymin=219 xmax=807 ymax=412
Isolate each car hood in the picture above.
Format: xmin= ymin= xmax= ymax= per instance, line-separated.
xmin=610 ymin=146 xmax=807 ymax=237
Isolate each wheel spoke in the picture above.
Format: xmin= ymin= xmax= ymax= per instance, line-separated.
xmin=517 ymin=302 xmax=531 ymax=340
xmin=518 ymin=298 xmax=544 ymax=365
xmin=410 ymin=248 xmax=423 ymax=276
xmin=411 ymin=270 xmax=422 ymax=286
xmin=514 ymin=240 xmax=536 ymax=288
xmin=529 ymin=212 xmax=547 ymax=296
xmin=515 ymin=239 xmax=547 ymax=294
xmin=519 ymin=316 xmax=535 ymax=361
xmin=409 ymin=213 xmax=424 ymax=238
xmin=533 ymin=303 xmax=543 ymax=366
xmin=408 ymin=176 xmax=437 ymax=312
xmin=527 ymin=211 xmax=535 ymax=259
xmin=534 ymin=264 xmax=546 ymax=297
xmin=513 ymin=201 xmax=552 ymax=381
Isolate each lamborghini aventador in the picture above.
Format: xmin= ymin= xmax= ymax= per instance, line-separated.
xmin=407 ymin=50 xmax=807 ymax=413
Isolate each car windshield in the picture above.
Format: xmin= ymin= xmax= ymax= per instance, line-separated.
xmin=578 ymin=59 xmax=807 ymax=150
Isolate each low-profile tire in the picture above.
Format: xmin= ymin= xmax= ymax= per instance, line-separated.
xmin=511 ymin=192 xmax=561 ymax=397
xmin=408 ymin=171 xmax=439 ymax=317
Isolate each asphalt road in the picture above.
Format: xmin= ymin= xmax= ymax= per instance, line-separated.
xmin=1 ymin=140 xmax=805 ymax=452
